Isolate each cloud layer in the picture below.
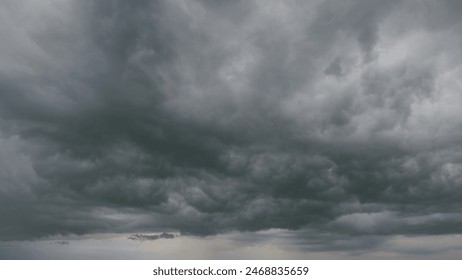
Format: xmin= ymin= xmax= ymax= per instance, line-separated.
xmin=1 ymin=0 xmax=462 ymax=253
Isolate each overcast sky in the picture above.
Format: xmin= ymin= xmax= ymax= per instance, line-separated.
xmin=1 ymin=0 xmax=462 ymax=259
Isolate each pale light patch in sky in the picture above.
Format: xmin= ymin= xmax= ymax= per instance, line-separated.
xmin=3 ymin=231 xmax=462 ymax=259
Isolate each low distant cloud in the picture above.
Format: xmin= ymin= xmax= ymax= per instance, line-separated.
xmin=128 ymin=233 xmax=176 ymax=242
xmin=52 ymin=241 xmax=70 ymax=245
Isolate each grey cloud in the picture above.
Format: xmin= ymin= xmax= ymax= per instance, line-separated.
xmin=128 ymin=232 xmax=176 ymax=242
xmin=1 ymin=0 xmax=462 ymax=259
xmin=324 ymin=57 xmax=344 ymax=77
xmin=53 ymin=241 xmax=70 ymax=245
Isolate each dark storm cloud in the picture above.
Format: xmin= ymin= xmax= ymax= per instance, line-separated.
xmin=1 ymin=0 xmax=462 ymax=254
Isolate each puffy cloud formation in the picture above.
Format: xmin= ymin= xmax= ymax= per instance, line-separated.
xmin=1 ymin=0 xmax=462 ymax=252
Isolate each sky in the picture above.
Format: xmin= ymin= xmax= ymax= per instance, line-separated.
xmin=1 ymin=0 xmax=462 ymax=259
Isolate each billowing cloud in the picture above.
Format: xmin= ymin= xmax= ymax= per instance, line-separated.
xmin=1 ymin=0 xmax=462 ymax=258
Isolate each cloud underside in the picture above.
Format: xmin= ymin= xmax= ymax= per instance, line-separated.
xmin=1 ymin=0 xmax=462 ymax=245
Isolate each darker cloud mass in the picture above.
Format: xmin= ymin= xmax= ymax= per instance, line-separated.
xmin=1 ymin=0 xmax=462 ymax=250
